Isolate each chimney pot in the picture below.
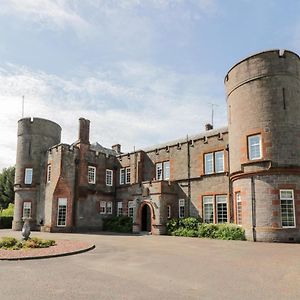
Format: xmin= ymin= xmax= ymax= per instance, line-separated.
xmin=78 ymin=118 xmax=90 ymax=144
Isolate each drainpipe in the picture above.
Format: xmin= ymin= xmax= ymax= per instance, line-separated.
xmin=187 ymin=135 xmax=191 ymax=217
xmin=251 ymin=176 xmax=257 ymax=242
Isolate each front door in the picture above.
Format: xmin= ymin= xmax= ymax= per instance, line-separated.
xmin=141 ymin=204 xmax=151 ymax=232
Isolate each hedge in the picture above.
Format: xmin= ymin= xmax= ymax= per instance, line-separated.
xmin=103 ymin=216 xmax=133 ymax=233
xmin=167 ymin=218 xmax=245 ymax=241
xmin=0 ymin=216 xmax=13 ymax=229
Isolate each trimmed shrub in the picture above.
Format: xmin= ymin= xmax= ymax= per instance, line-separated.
xmin=172 ymin=228 xmax=198 ymax=237
xmin=0 ymin=216 xmax=13 ymax=229
xmin=166 ymin=217 xmax=201 ymax=235
xmin=103 ymin=216 xmax=133 ymax=233
xmin=214 ymin=224 xmax=245 ymax=240
xmin=0 ymin=236 xmax=56 ymax=250
xmin=0 ymin=204 xmax=14 ymax=217
xmin=198 ymin=223 xmax=218 ymax=238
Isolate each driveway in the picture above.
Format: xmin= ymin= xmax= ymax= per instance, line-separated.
xmin=0 ymin=229 xmax=300 ymax=300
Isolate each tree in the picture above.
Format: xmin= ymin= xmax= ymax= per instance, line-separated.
xmin=0 ymin=166 xmax=15 ymax=210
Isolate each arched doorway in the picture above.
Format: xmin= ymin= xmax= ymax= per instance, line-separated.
xmin=141 ymin=204 xmax=151 ymax=232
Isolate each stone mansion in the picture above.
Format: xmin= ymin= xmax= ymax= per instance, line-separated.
xmin=12 ymin=49 xmax=300 ymax=242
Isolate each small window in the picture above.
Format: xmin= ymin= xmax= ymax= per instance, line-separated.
xmin=120 ymin=168 xmax=125 ymax=185
xmin=88 ymin=166 xmax=96 ymax=184
xmin=107 ymin=201 xmax=112 ymax=214
xmin=156 ymin=162 xmax=163 ymax=180
xmin=156 ymin=161 xmax=170 ymax=181
xmin=179 ymin=199 xmax=185 ymax=218
xmin=167 ymin=205 xmax=171 ymax=219
xmin=204 ymin=153 xmax=214 ymax=174
xmin=248 ymin=134 xmax=262 ymax=160
xmin=216 ymin=195 xmax=228 ymax=223
xmin=57 ymin=198 xmax=67 ymax=227
xmin=106 ymin=169 xmax=113 ymax=186
xmin=280 ymin=190 xmax=295 ymax=228
xmin=203 ymin=196 xmax=214 ymax=223
xmin=23 ymin=202 xmax=31 ymax=218
xmin=215 ymin=151 xmax=224 ymax=173
xmin=128 ymin=201 xmax=134 ymax=218
xmin=47 ymin=164 xmax=51 ymax=183
xmin=117 ymin=202 xmax=123 ymax=216
xmin=24 ymin=168 xmax=33 ymax=184
xmin=125 ymin=167 xmax=131 ymax=184
xmin=236 ymin=192 xmax=242 ymax=225
xmin=100 ymin=201 xmax=106 ymax=214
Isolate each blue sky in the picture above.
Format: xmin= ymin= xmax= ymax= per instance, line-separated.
xmin=1 ymin=0 xmax=300 ymax=169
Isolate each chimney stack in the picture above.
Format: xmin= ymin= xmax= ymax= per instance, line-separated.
xmin=112 ymin=144 xmax=121 ymax=154
xmin=205 ymin=123 xmax=213 ymax=131
xmin=78 ymin=118 xmax=90 ymax=144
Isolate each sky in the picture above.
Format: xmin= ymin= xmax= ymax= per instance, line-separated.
xmin=1 ymin=0 xmax=300 ymax=170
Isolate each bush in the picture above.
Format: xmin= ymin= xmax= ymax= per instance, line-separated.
xmin=166 ymin=218 xmax=245 ymax=241
xmin=0 ymin=216 xmax=13 ymax=229
xmin=0 ymin=203 xmax=14 ymax=217
xmin=166 ymin=217 xmax=201 ymax=235
xmin=103 ymin=216 xmax=133 ymax=233
xmin=0 ymin=236 xmax=56 ymax=250
xmin=214 ymin=224 xmax=245 ymax=240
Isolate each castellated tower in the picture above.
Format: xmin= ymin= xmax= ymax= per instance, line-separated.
xmin=12 ymin=118 xmax=61 ymax=230
xmin=225 ymin=50 xmax=300 ymax=242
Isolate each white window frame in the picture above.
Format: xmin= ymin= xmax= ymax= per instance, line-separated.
xmin=107 ymin=201 xmax=112 ymax=214
xmin=106 ymin=169 xmax=113 ymax=186
xmin=179 ymin=199 xmax=185 ymax=218
xmin=204 ymin=153 xmax=214 ymax=174
xmin=163 ymin=161 xmax=170 ymax=180
xmin=216 ymin=195 xmax=228 ymax=223
xmin=156 ymin=162 xmax=163 ymax=180
xmin=125 ymin=167 xmax=131 ymax=184
xmin=117 ymin=202 xmax=123 ymax=216
xmin=280 ymin=189 xmax=296 ymax=228
xmin=167 ymin=205 xmax=171 ymax=219
xmin=47 ymin=164 xmax=51 ymax=183
xmin=248 ymin=134 xmax=262 ymax=160
xmin=203 ymin=196 xmax=214 ymax=223
xmin=100 ymin=201 xmax=106 ymax=214
xmin=57 ymin=198 xmax=67 ymax=227
xmin=24 ymin=168 xmax=33 ymax=185
xmin=215 ymin=151 xmax=224 ymax=173
xmin=236 ymin=192 xmax=242 ymax=225
xmin=23 ymin=202 xmax=31 ymax=218
xmin=120 ymin=168 xmax=125 ymax=185
xmin=128 ymin=201 xmax=134 ymax=218
xmin=88 ymin=166 xmax=96 ymax=184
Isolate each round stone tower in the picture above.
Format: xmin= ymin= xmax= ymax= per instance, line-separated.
xmin=225 ymin=49 xmax=300 ymax=242
xmin=12 ymin=118 xmax=61 ymax=230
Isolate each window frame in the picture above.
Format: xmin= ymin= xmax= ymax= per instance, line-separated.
xmin=236 ymin=192 xmax=242 ymax=225
xmin=179 ymin=199 xmax=185 ymax=218
xmin=156 ymin=161 xmax=170 ymax=181
xmin=125 ymin=167 xmax=131 ymax=184
xmin=216 ymin=195 xmax=228 ymax=223
xmin=24 ymin=168 xmax=33 ymax=185
xmin=247 ymin=134 xmax=262 ymax=160
xmin=128 ymin=201 xmax=134 ymax=218
xmin=57 ymin=198 xmax=67 ymax=227
xmin=280 ymin=189 xmax=296 ymax=228
xmin=106 ymin=169 xmax=113 ymax=186
xmin=120 ymin=168 xmax=125 ymax=185
xmin=204 ymin=151 xmax=225 ymax=175
xmin=23 ymin=201 xmax=31 ymax=219
xmin=100 ymin=201 xmax=106 ymax=214
xmin=106 ymin=201 xmax=112 ymax=214
xmin=47 ymin=164 xmax=51 ymax=183
xmin=117 ymin=202 xmax=123 ymax=216
xmin=88 ymin=166 xmax=96 ymax=184
xmin=203 ymin=196 xmax=214 ymax=223
xmin=167 ymin=205 xmax=171 ymax=219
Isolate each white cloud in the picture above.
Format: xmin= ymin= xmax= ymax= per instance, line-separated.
xmin=0 ymin=62 xmax=226 ymax=170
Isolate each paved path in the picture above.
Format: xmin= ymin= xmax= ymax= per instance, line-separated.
xmin=0 ymin=229 xmax=300 ymax=300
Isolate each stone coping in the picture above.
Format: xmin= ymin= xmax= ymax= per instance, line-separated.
xmin=0 ymin=239 xmax=95 ymax=261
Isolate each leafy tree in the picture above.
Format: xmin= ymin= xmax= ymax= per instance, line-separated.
xmin=0 ymin=166 xmax=15 ymax=210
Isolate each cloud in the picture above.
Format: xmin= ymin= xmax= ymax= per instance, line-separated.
xmin=0 ymin=62 xmax=226 ymax=170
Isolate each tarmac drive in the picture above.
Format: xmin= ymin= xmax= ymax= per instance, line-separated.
xmin=1 ymin=229 xmax=300 ymax=300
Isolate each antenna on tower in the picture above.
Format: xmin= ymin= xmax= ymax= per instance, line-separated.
xmin=208 ymin=103 xmax=219 ymax=127
xmin=22 ymin=95 xmax=25 ymax=118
